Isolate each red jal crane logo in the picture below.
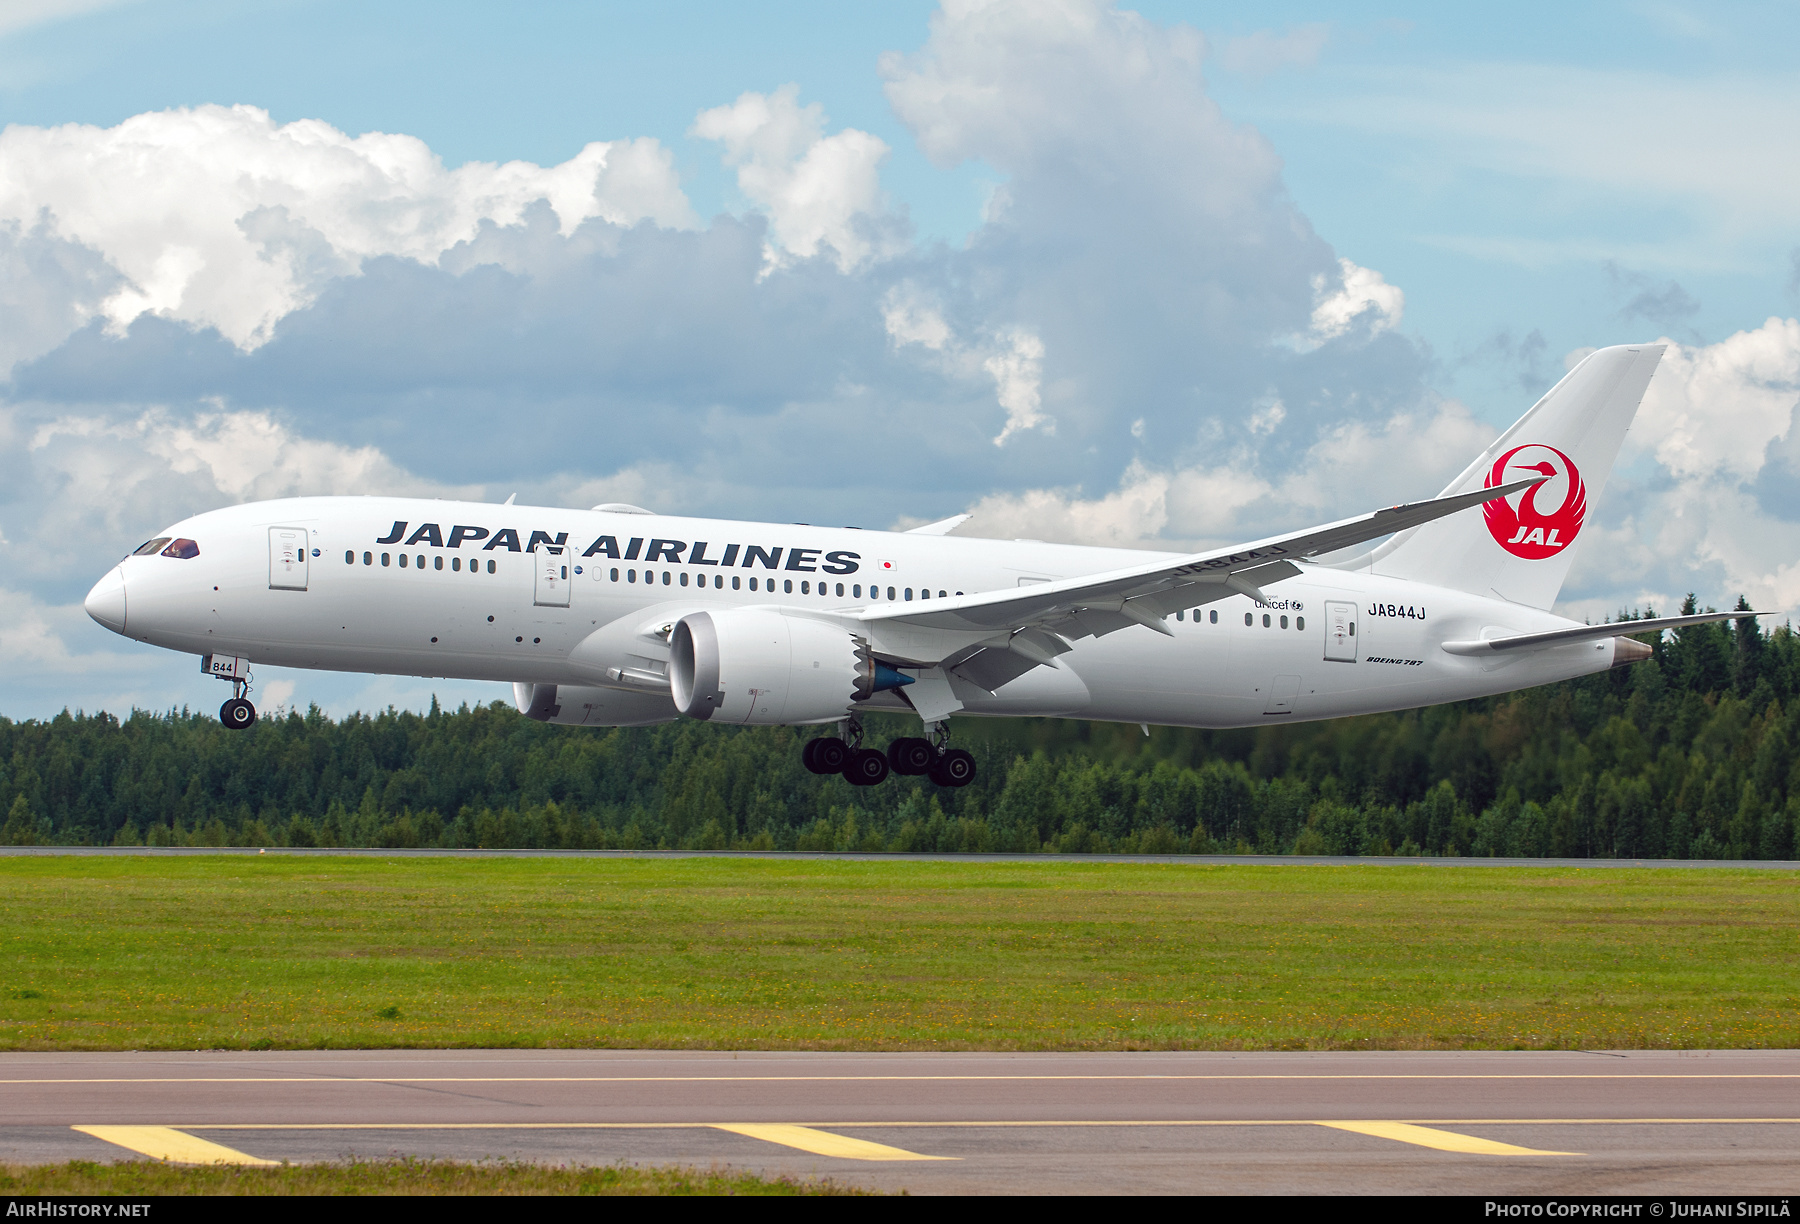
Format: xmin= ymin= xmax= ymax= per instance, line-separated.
xmin=1483 ymin=444 xmax=1586 ymax=560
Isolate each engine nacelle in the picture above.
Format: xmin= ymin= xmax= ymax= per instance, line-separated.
xmin=670 ymin=609 xmax=866 ymax=725
xmin=513 ymin=682 xmax=677 ymax=727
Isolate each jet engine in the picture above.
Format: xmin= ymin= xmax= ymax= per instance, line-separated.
xmin=669 ymin=609 xmax=905 ymax=725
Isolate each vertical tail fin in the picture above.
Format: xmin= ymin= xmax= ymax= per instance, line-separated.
xmin=1351 ymin=344 xmax=1665 ymax=609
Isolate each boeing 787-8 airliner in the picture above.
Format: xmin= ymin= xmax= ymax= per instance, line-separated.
xmin=83 ymin=344 xmax=1753 ymax=787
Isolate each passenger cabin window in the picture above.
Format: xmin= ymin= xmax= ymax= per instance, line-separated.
xmin=452 ymin=557 xmax=462 ymax=571
xmin=1296 ymin=616 xmax=1305 ymax=631
xmin=364 ymin=552 xmax=373 ymax=566
xmin=344 ymin=550 xmax=354 ymax=564
xmin=380 ymin=552 xmax=390 ymax=566
xmin=1244 ymin=612 xmax=1252 ymax=626
xmin=784 ymin=579 xmax=793 ymax=593
xmin=1210 ymin=610 xmax=1218 ymax=624
xmin=487 ymin=559 xmax=496 ymax=574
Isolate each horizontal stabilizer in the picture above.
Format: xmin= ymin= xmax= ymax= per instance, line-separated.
xmin=1441 ymin=610 xmax=1766 ymax=656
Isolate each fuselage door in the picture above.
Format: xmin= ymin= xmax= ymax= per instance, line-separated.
xmin=1263 ymin=674 xmax=1301 ymax=715
xmin=1324 ymin=599 xmax=1357 ymax=662
xmin=269 ymin=527 xmax=309 ymax=591
xmin=535 ymin=545 xmax=571 ymax=608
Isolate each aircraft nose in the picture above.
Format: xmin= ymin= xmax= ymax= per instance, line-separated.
xmin=85 ymin=567 xmax=127 ymax=633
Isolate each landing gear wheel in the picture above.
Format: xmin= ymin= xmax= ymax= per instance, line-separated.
xmin=804 ymin=736 xmax=850 ymax=775
xmin=220 ymin=697 xmax=258 ymax=730
xmin=844 ymin=747 xmax=891 ymax=787
xmin=929 ymin=748 xmax=976 ymax=788
xmin=886 ymin=737 xmax=935 ymax=775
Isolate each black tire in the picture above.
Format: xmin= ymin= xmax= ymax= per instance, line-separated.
xmin=886 ymin=736 xmax=935 ymax=775
xmin=844 ymin=747 xmax=890 ymax=787
xmin=929 ymin=748 xmax=976 ymax=787
xmin=220 ymin=697 xmax=258 ymax=730
xmin=806 ymin=736 xmax=850 ymax=775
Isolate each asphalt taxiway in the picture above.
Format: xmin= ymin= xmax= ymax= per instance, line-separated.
xmin=1 ymin=1049 xmax=1795 ymax=1194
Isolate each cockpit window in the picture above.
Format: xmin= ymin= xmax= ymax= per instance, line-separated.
xmin=160 ymin=538 xmax=200 ymax=559
xmin=132 ymin=537 xmax=172 ymax=557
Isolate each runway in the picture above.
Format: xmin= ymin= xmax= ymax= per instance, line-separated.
xmin=1 ymin=1050 xmax=1795 ymax=1194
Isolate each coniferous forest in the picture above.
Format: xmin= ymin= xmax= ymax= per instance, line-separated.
xmin=2 ymin=601 xmax=1795 ymax=858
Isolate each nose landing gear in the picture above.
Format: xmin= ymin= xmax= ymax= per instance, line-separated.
xmin=203 ymin=654 xmax=258 ymax=730
xmin=220 ymin=694 xmax=258 ymax=730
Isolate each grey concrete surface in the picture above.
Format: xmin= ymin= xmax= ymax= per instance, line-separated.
xmin=1 ymin=1049 xmax=1795 ymax=1194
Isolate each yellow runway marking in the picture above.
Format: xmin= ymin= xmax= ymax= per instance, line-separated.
xmin=72 ymin=1125 xmax=277 ymax=1165
xmin=710 ymin=1123 xmax=953 ymax=1161
xmin=1319 ymin=1121 xmax=1580 ymax=1155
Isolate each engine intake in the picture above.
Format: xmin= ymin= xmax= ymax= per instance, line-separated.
xmin=670 ymin=609 xmax=870 ymax=725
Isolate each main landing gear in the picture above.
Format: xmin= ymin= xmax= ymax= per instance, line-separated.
xmin=802 ymin=719 xmax=975 ymax=788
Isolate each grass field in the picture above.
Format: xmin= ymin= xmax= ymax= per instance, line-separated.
xmin=0 ymin=856 xmax=1794 ymax=1051
xmin=0 ymin=1159 xmax=869 ymax=1195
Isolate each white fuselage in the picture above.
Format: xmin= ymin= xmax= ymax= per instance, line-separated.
xmin=90 ymin=496 xmax=1621 ymax=729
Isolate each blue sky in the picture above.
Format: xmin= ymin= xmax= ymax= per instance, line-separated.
xmin=2 ymin=0 xmax=1797 ymax=719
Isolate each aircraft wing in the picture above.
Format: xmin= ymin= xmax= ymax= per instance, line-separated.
xmin=854 ymin=477 xmax=1547 ymax=678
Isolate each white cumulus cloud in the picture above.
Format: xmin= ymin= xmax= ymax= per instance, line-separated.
xmin=882 ymin=282 xmax=1051 ymax=445
xmin=691 ymin=85 xmax=899 ymax=273
xmin=1634 ymin=316 xmax=1800 ymax=480
xmin=985 ymin=327 xmax=1048 ymax=445
xmin=1305 ymin=257 xmax=1405 ymax=346
xmin=1548 ymin=316 xmax=1800 ymax=621
xmin=0 ymin=105 xmax=695 ymax=354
